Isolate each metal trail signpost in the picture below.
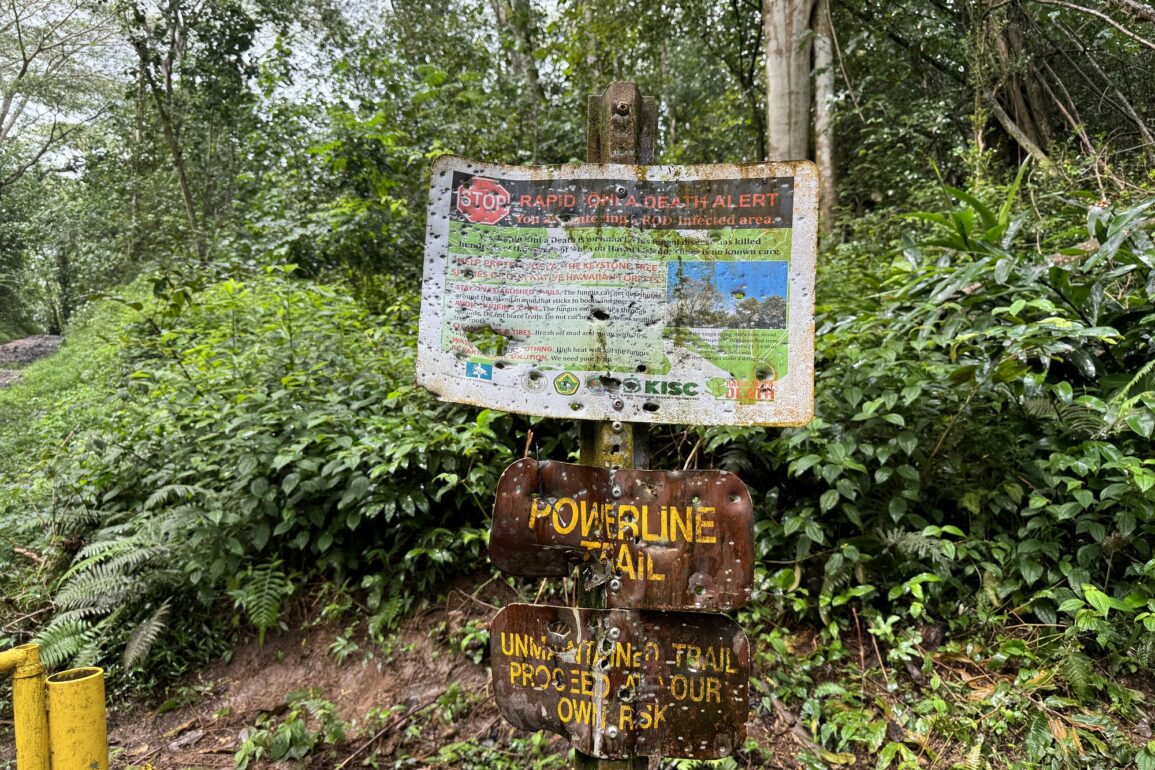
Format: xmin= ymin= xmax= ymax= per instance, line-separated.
xmin=416 ymin=81 xmax=818 ymax=769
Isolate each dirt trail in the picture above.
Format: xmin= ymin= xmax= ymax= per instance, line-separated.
xmin=0 ymin=335 xmax=62 ymax=387
xmin=106 ymin=578 xmax=518 ymax=769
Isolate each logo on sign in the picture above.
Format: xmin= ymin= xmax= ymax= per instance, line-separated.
xmin=553 ymin=372 xmax=580 ymax=395
xmin=722 ymin=379 xmax=774 ymax=401
xmin=621 ymin=378 xmax=699 ymax=397
xmin=644 ymin=380 xmax=699 ymax=396
xmin=456 ymin=177 xmax=511 ymax=225
xmin=465 ymin=362 xmax=494 ymax=381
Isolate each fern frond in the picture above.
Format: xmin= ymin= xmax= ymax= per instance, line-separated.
xmin=232 ymin=561 xmax=292 ymax=645
xmin=1023 ymin=397 xmax=1104 ymax=438
xmin=50 ymin=607 xmax=108 ymax=623
xmin=962 ymin=738 xmax=983 ymax=770
xmin=1056 ymin=403 xmax=1107 ymax=438
xmin=1023 ymin=397 xmax=1056 ymax=419
xmin=1059 ymin=651 xmax=1093 ymax=701
xmin=884 ymin=528 xmax=947 ymax=564
xmin=60 ymin=537 xmax=141 ymax=581
xmin=1131 ymin=635 xmax=1155 ymax=668
xmin=123 ymin=600 xmax=171 ymax=669
xmin=143 ymin=484 xmax=209 ymax=510
xmin=56 ymin=572 xmax=138 ymax=610
xmin=1108 ymin=359 xmax=1155 ymax=405
xmin=94 ymin=544 xmax=172 ymax=579
xmin=35 ymin=619 xmax=93 ymax=668
xmin=66 ymin=608 xmax=123 ymax=668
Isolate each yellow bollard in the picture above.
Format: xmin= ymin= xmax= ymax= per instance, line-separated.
xmin=45 ymin=667 xmax=108 ymax=770
xmin=0 ymin=644 xmax=50 ymax=770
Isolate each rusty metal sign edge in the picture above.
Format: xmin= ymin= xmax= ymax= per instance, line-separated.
xmin=489 ymin=603 xmax=750 ymax=760
xmin=489 ymin=459 xmax=756 ymax=612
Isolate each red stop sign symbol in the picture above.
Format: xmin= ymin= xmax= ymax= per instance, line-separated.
xmin=456 ymin=177 xmax=512 ymax=225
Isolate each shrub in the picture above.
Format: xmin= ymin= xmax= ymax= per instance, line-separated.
xmin=32 ymin=267 xmax=515 ymax=668
xmin=721 ymin=180 xmax=1155 ymax=655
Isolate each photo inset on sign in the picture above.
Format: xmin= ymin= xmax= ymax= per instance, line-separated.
xmin=665 ymin=260 xmax=790 ymax=393
xmin=667 ymin=261 xmax=788 ymax=329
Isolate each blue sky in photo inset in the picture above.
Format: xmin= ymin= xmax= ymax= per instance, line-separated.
xmin=668 ymin=261 xmax=788 ymax=310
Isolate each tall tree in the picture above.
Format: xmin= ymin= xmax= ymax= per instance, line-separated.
xmin=761 ymin=0 xmax=815 ymax=160
xmin=812 ymin=0 xmax=835 ymax=229
xmin=0 ymin=0 xmax=119 ymax=189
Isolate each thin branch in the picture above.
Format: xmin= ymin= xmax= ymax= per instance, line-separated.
xmin=826 ymin=0 xmax=865 ymax=122
xmin=1031 ymin=0 xmax=1155 ymax=53
xmin=1108 ymin=0 xmax=1155 ymax=23
xmin=1051 ymin=17 xmax=1155 ymax=161
xmin=986 ymin=96 xmax=1056 ymax=170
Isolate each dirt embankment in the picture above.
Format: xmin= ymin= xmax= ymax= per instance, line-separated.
xmin=0 ymin=335 xmax=62 ymax=387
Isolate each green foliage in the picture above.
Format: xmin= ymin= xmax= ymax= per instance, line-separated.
xmin=228 ymin=561 xmax=293 ymax=645
xmin=714 ymin=182 xmax=1155 ymax=638
xmin=233 ymin=688 xmax=347 ymax=769
xmin=716 ymin=182 xmax=1155 ymax=769
xmin=418 ymin=733 xmax=568 ymax=769
xmin=24 ymin=266 xmax=516 ymax=667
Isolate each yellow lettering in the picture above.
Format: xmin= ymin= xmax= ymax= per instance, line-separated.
xmin=706 ymin=677 xmax=721 ymax=703
xmin=612 ymin=642 xmax=633 ymax=668
xmin=568 ymin=668 xmax=582 ymax=694
xmin=616 ymin=543 xmax=636 ymax=580
xmin=579 ymin=539 xmax=608 ymax=555
xmin=670 ymin=674 xmax=709 ymax=702
xmin=618 ymin=704 xmax=634 ymax=731
xmin=646 ymin=553 xmax=665 ymax=581
xmin=617 ymin=504 xmax=640 ymax=540
xmin=642 ymin=505 xmax=667 ymax=542
xmin=695 ymin=507 xmax=717 ymax=543
xmin=552 ymin=498 xmax=578 ymax=535
xmin=581 ymin=501 xmax=600 ymax=538
xmin=574 ymin=698 xmax=597 ymax=726
xmin=637 ymin=703 xmax=668 ymax=729
xmin=529 ymin=498 xmax=551 ymax=528
xmin=669 ymin=505 xmax=692 ymax=543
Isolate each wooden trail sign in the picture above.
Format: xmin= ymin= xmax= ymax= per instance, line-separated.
xmin=490 ymin=459 xmax=754 ymax=611
xmin=490 ymin=603 xmax=750 ymax=760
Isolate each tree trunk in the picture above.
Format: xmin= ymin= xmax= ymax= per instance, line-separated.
xmin=813 ymin=0 xmax=836 ymax=232
xmin=762 ymin=0 xmax=817 ymax=159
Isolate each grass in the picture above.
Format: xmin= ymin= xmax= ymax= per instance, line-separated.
xmin=0 ymin=302 xmax=125 ymax=644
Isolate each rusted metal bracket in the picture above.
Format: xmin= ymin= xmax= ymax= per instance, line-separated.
xmin=576 ymin=79 xmax=657 ymax=770
xmin=587 ymin=82 xmax=657 ymax=166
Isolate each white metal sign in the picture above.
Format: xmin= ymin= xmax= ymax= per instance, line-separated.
xmin=416 ymin=156 xmax=818 ymax=426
